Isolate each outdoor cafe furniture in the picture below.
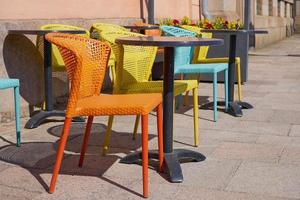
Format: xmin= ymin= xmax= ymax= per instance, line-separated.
xmin=160 ymin=26 xmax=228 ymax=122
xmin=133 ymin=22 xmax=162 ymax=36
xmin=181 ymin=25 xmax=242 ymax=101
xmin=0 ymin=78 xmax=21 ymax=146
xmin=124 ymin=24 xmax=160 ymax=35
xmin=202 ymin=29 xmax=268 ymax=117
xmin=99 ymin=30 xmax=199 ymax=149
xmin=116 ymin=35 xmax=224 ymax=183
xmin=45 ymin=33 xmax=163 ymax=198
xmin=37 ymin=24 xmax=90 ymax=72
xmin=90 ymin=23 xmax=129 ymax=71
xmin=8 ymin=29 xmax=86 ymax=129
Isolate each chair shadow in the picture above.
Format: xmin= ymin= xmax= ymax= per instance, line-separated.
xmin=0 ymin=123 xmax=159 ymax=198
xmin=176 ymin=95 xmax=228 ymax=122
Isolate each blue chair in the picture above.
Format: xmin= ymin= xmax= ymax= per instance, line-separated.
xmin=0 ymin=78 xmax=21 ymax=146
xmin=160 ymin=26 xmax=228 ymax=121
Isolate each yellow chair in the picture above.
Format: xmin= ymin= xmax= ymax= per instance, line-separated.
xmin=100 ymin=30 xmax=199 ymax=152
xmin=181 ymin=25 xmax=242 ymax=101
xmin=38 ymin=24 xmax=90 ymax=72
xmin=90 ymin=23 xmax=129 ymax=82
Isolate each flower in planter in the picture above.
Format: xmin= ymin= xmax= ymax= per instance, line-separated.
xmin=173 ymin=19 xmax=180 ymax=26
xmin=159 ymin=18 xmax=175 ymax=26
xmin=204 ymin=19 xmax=213 ymax=29
xmin=181 ymin=16 xmax=192 ymax=25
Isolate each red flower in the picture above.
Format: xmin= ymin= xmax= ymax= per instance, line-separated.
xmin=173 ymin=19 xmax=180 ymax=26
xmin=204 ymin=21 xmax=213 ymax=29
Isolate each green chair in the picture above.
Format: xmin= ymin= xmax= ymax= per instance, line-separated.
xmin=181 ymin=25 xmax=242 ymax=101
xmin=0 ymin=78 xmax=20 ymax=146
xmin=161 ymin=25 xmax=228 ymax=122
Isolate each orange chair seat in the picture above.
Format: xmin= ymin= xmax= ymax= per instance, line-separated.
xmin=75 ymin=93 xmax=162 ymax=116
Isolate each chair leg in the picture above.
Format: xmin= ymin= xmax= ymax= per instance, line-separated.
xmin=102 ymin=115 xmax=114 ymax=156
xmin=224 ymin=69 xmax=229 ymax=111
xmin=132 ymin=115 xmax=140 ymax=140
xmin=13 ymin=86 xmax=21 ymax=147
xmin=213 ymin=73 xmax=218 ymax=122
xmin=193 ymin=88 xmax=199 ymax=147
xmin=79 ymin=116 xmax=94 ymax=167
xmin=156 ymin=103 xmax=164 ymax=172
xmin=49 ymin=117 xmax=72 ymax=193
xmin=141 ymin=115 xmax=149 ymax=198
xmin=237 ymin=61 xmax=242 ymax=101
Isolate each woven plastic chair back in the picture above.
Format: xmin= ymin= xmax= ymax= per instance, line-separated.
xmin=180 ymin=25 xmax=213 ymax=60
xmin=45 ymin=33 xmax=111 ymax=117
xmin=90 ymin=23 xmax=128 ymax=39
xmin=160 ymin=26 xmax=196 ymax=67
xmin=37 ymin=24 xmax=90 ymax=71
xmin=100 ymin=31 xmax=158 ymax=92
xmin=133 ymin=21 xmax=162 ymax=36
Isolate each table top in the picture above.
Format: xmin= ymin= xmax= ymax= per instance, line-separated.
xmin=201 ymin=29 xmax=268 ymax=35
xmin=8 ymin=29 xmax=87 ymax=35
xmin=124 ymin=25 xmax=160 ymax=30
xmin=116 ymin=36 xmax=224 ymax=47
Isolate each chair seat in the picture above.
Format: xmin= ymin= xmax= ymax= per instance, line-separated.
xmin=74 ymin=93 xmax=162 ymax=116
xmin=197 ymin=57 xmax=240 ymax=64
xmin=118 ymin=80 xmax=198 ymax=96
xmin=175 ymin=63 xmax=228 ymax=74
xmin=0 ymin=79 xmax=19 ymax=89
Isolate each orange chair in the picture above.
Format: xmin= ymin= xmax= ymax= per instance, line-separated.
xmin=45 ymin=33 xmax=163 ymax=198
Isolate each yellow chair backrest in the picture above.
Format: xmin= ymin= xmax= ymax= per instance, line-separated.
xmin=100 ymin=31 xmax=157 ymax=92
xmin=90 ymin=23 xmax=127 ymax=39
xmin=181 ymin=25 xmax=213 ymax=61
xmin=38 ymin=24 xmax=90 ymax=71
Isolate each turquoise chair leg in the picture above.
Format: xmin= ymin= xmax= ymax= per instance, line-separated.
xmin=213 ymin=72 xmax=218 ymax=122
xmin=14 ymin=86 xmax=21 ymax=147
xmin=224 ymin=69 xmax=228 ymax=112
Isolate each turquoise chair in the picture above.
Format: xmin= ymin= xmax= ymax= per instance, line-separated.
xmin=0 ymin=79 xmax=21 ymax=146
xmin=160 ymin=26 xmax=228 ymax=121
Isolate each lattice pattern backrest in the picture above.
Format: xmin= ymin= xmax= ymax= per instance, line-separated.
xmin=100 ymin=31 xmax=157 ymax=91
xmin=45 ymin=33 xmax=110 ymax=115
xmin=38 ymin=24 xmax=90 ymax=68
xmin=160 ymin=26 xmax=196 ymax=67
xmin=90 ymin=23 xmax=128 ymax=39
xmin=180 ymin=25 xmax=213 ymax=60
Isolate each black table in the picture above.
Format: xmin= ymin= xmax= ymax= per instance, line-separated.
xmin=201 ymin=29 xmax=268 ymax=117
xmin=8 ymin=30 xmax=86 ymax=129
xmin=116 ymin=36 xmax=224 ymax=183
xmin=124 ymin=25 xmax=159 ymax=34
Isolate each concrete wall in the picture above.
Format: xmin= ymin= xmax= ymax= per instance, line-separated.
xmin=254 ymin=0 xmax=294 ymax=48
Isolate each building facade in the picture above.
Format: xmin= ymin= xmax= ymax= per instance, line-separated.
xmin=0 ymin=0 xmax=296 ymax=121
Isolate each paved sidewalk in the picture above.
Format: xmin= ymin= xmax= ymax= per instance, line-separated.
xmin=1 ymin=35 xmax=300 ymax=200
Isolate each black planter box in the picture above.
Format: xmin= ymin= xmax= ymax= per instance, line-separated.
xmin=202 ymin=32 xmax=249 ymax=83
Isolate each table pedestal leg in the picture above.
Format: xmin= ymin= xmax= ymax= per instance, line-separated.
xmin=25 ymin=111 xmax=84 ymax=129
xmin=120 ymin=149 xmax=205 ymax=182
xmin=120 ymin=46 xmax=206 ymax=182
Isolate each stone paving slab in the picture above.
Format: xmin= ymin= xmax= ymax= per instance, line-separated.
xmin=226 ymin=162 xmax=300 ymax=199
